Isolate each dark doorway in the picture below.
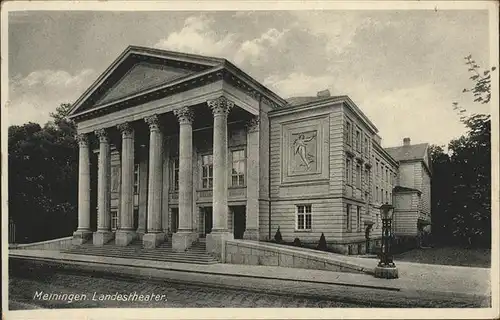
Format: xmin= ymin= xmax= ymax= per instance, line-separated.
xmin=133 ymin=208 xmax=139 ymax=230
xmin=365 ymin=225 xmax=373 ymax=254
xmin=171 ymin=208 xmax=179 ymax=233
xmin=203 ymin=207 xmax=213 ymax=237
xmin=232 ymin=206 xmax=246 ymax=239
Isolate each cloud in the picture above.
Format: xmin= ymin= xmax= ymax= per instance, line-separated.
xmin=154 ymin=15 xmax=235 ymax=57
xmin=8 ymin=69 xmax=96 ymax=125
xmin=263 ymin=72 xmax=335 ymax=97
xmin=234 ymin=28 xmax=288 ymax=65
xmin=292 ymin=11 xmax=374 ymax=55
xmin=358 ymin=84 xmax=467 ymax=147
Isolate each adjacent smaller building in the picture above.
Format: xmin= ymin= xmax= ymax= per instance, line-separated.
xmin=386 ymin=139 xmax=432 ymax=248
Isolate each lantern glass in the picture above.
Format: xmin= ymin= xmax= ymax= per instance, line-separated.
xmin=379 ymin=203 xmax=394 ymax=220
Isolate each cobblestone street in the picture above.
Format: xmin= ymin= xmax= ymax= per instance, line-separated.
xmin=9 ymin=260 xmax=488 ymax=309
xmin=9 ymin=269 xmax=362 ymax=309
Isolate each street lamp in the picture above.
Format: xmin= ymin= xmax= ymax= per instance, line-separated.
xmin=374 ymin=202 xmax=399 ymax=279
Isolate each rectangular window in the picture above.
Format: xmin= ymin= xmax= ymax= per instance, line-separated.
xmin=381 ymin=165 xmax=385 ymax=182
xmin=376 ymin=186 xmax=379 ymax=202
xmin=346 ymin=158 xmax=351 ymax=185
xmin=365 ymin=191 xmax=369 ymax=202
xmin=356 ymin=164 xmax=361 ymax=188
xmin=346 ymin=204 xmax=351 ymax=231
xmin=386 ymin=191 xmax=389 ymax=203
xmin=381 ymin=188 xmax=384 ymax=203
xmin=357 ymin=206 xmax=361 ymax=231
xmin=172 ymin=158 xmax=179 ymax=191
xmin=231 ymin=150 xmax=246 ymax=187
xmin=376 ymin=213 xmax=380 ymax=228
xmin=386 ymin=169 xmax=389 ymax=183
xmin=376 ymin=160 xmax=380 ymax=177
xmin=346 ymin=121 xmax=351 ymax=145
xmin=133 ymin=163 xmax=140 ymax=195
xmin=364 ymin=137 xmax=369 ymax=154
xmin=389 ymin=192 xmax=392 ymax=204
xmin=111 ymin=210 xmax=118 ymax=231
xmin=201 ymin=154 xmax=214 ymax=189
xmin=296 ymin=205 xmax=312 ymax=230
xmin=364 ymin=168 xmax=369 ymax=186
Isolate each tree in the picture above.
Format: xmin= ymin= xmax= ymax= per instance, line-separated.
xmin=8 ymin=103 xmax=79 ymax=243
xmin=429 ymin=145 xmax=453 ymax=245
xmin=430 ymin=55 xmax=493 ymax=247
xmin=447 ymin=114 xmax=491 ymax=247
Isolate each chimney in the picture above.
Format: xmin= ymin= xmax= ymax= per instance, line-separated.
xmin=317 ymin=89 xmax=331 ymax=98
xmin=403 ymin=137 xmax=411 ymax=146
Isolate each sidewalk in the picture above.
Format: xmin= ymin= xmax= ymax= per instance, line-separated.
xmin=9 ymin=249 xmax=491 ymax=298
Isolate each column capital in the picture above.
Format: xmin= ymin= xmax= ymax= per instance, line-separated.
xmin=145 ymin=114 xmax=161 ymax=130
xmin=246 ymin=116 xmax=260 ymax=133
xmin=173 ymin=107 xmax=194 ymax=125
xmin=117 ymin=122 xmax=134 ymax=139
xmin=94 ymin=128 xmax=109 ymax=143
xmin=76 ymin=133 xmax=89 ymax=147
xmin=207 ymin=96 xmax=234 ymax=116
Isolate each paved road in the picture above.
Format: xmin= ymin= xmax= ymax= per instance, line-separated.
xmin=9 ymin=269 xmax=360 ymax=309
xmin=8 ymin=261 xmax=489 ymax=309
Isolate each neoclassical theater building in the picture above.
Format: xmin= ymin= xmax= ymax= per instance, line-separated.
xmin=68 ymin=46 xmax=431 ymax=257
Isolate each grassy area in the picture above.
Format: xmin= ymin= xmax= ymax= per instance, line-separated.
xmin=394 ymin=246 xmax=491 ymax=268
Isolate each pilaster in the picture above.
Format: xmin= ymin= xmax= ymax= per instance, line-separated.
xmin=244 ymin=116 xmax=260 ymax=240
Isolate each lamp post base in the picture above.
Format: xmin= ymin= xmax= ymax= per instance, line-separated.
xmin=374 ymin=265 xmax=399 ymax=279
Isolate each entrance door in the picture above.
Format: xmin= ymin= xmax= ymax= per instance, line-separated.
xmin=203 ymin=207 xmax=213 ymax=237
xmin=171 ymin=208 xmax=179 ymax=234
xmin=232 ymin=206 xmax=246 ymax=239
xmin=133 ymin=208 xmax=139 ymax=230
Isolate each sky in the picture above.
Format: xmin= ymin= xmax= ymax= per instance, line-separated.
xmin=6 ymin=8 xmax=492 ymax=148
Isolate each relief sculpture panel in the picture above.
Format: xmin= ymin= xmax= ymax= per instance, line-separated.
xmin=291 ymin=131 xmax=317 ymax=173
xmin=281 ymin=115 xmax=330 ymax=184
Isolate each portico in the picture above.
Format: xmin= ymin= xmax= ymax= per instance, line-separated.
xmin=68 ymin=46 xmax=281 ymax=258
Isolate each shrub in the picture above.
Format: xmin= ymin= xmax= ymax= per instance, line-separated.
xmin=274 ymin=227 xmax=283 ymax=243
xmin=293 ymin=237 xmax=302 ymax=247
xmin=317 ymin=233 xmax=327 ymax=251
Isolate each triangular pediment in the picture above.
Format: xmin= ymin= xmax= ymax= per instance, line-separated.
xmin=68 ymin=46 xmax=225 ymax=118
xmin=96 ymin=62 xmax=194 ymax=105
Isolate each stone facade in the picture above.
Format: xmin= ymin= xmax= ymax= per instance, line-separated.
xmin=68 ymin=46 xmax=431 ymax=257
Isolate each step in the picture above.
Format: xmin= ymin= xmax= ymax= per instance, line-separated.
xmin=61 ymin=240 xmax=218 ymax=265
xmin=61 ymin=251 xmax=218 ymax=264
xmin=68 ymin=254 xmax=218 ymax=264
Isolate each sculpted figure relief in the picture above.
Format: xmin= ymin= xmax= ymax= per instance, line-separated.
xmin=292 ymin=132 xmax=317 ymax=171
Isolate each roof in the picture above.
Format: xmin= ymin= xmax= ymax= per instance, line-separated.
xmin=67 ymin=45 xmax=287 ymax=121
xmin=285 ymin=96 xmax=340 ymax=106
xmin=384 ymin=143 xmax=428 ymax=162
xmin=280 ymin=95 xmax=379 ymax=134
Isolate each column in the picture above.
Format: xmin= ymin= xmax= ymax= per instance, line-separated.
xmin=93 ymin=128 xmax=114 ymax=246
xmin=143 ymin=114 xmax=166 ymax=248
xmin=161 ymin=137 xmax=170 ymax=234
xmin=172 ymin=107 xmax=196 ymax=251
xmin=137 ymin=148 xmax=149 ymax=237
xmin=244 ymin=116 xmax=260 ymax=240
xmin=72 ymin=133 xmax=92 ymax=244
xmin=115 ymin=122 xmax=136 ymax=246
xmin=206 ymin=96 xmax=234 ymax=259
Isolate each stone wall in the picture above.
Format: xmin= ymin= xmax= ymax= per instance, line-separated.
xmin=225 ymin=240 xmax=373 ymax=274
xmin=9 ymin=236 xmax=74 ymax=250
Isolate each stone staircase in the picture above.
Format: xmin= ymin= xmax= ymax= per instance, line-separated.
xmin=61 ymin=237 xmax=218 ymax=265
